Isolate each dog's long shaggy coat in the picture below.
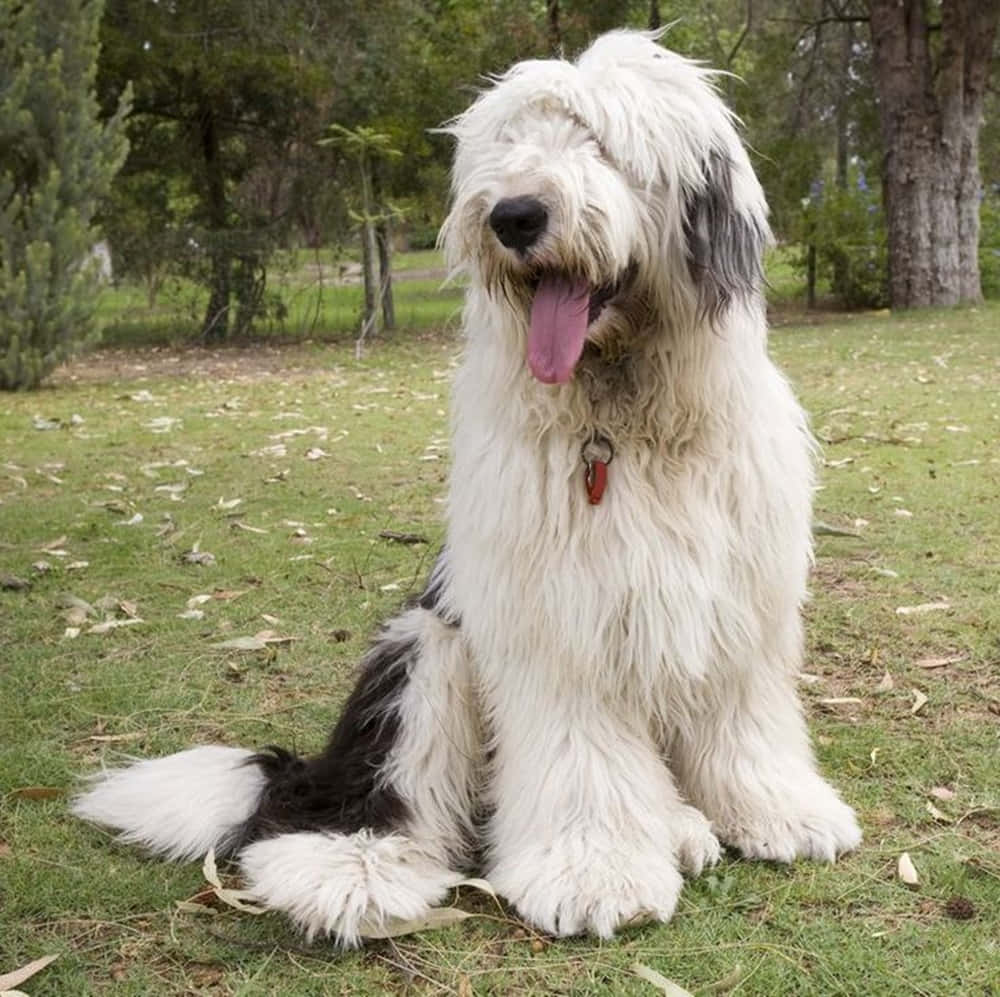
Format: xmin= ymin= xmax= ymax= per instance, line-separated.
xmin=74 ymin=31 xmax=861 ymax=944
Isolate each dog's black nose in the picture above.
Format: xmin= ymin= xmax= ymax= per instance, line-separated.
xmin=488 ymin=197 xmax=548 ymax=252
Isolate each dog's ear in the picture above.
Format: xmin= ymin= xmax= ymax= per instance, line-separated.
xmin=683 ymin=149 xmax=766 ymax=320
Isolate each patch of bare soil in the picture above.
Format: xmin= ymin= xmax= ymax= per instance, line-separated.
xmin=49 ymin=345 xmax=323 ymax=386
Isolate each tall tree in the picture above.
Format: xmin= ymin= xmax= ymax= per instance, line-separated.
xmin=869 ymin=0 xmax=1000 ymax=307
xmin=0 ymin=0 xmax=130 ymax=390
xmin=99 ymin=0 xmax=328 ymax=340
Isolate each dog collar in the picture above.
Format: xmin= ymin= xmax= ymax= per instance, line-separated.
xmin=582 ymin=434 xmax=614 ymax=505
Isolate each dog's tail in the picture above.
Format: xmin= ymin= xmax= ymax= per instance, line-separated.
xmin=73 ymin=557 xmax=479 ymax=944
xmin=71 ymin=744 xmax=268 ymax=862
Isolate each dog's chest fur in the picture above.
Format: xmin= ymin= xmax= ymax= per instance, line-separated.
xmin=444 ymin=331 xmax=811 ymax=703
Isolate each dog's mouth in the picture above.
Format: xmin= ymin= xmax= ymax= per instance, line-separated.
xmin=525 ymin=264 xmax=635 ymax=384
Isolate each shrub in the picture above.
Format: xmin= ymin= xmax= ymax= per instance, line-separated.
xmin=0 ymin=0 xmax=130 ymax=390
xmin=795 ymin=168 xmax=889 ymax=310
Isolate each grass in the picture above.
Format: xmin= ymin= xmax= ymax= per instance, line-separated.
xmin=2 ymin=303 xmax=999 ymax=995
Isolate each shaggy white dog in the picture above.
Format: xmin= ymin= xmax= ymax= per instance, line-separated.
xmin=74 ymin=30 xmax=861 ymax=945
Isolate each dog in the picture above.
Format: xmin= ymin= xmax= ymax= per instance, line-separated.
xmin=73 ymin=30 xmax=861 ymax=945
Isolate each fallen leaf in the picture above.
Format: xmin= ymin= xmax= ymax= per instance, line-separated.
xmin=215 ymin=497 xmax=242 ymax=511
xmin=819 ymin=697 xmax=863 ymax=706
xmin=186 ymin=594 xmax=213 ymax=608
xmin=212 ymin=589 xmax=247 ymax=602
xmin=1 ymin=575 xmax=30 ymax=591
xmin=929 ymin=786 xmax=956 ymax=801
xmin=701 ymin=964 xmax=745 ymax=993
xmin=115 ymin=513 xmax=144 ymax=527
xmin=926 ymin=801 xmax=951 ymax=823
xmin=871 ymin=566 xmax=899 ymax=578
xmin=378 ymin=530 xmax=429 ymax=545
xmin=631 ymin=962 xmax=695 ymax=996
xmin=210 ymin=636 xmax=268 ymax=651
xmin=199 ymin=849 xmax=269 ymax=915
xmin=253 ymin=630 xmax=295 ymax=645
xmin=813 ymin=521 xmax=861 ymax=538
xmin=360 ymin=906 xmax=473 ymax=940
xmin=231 ymin=521 xmax=268 ymax=534
xmin=896 ymin=602 xmax=950 ymax=616
xmin=876 ymin=671 xmax=895 ymax=692
xmin=88 ymin=618 xmax=144 ymax=634
xmin=182 ymin=549 xmax=216 ymax=567
xmin=178 ymin=609 xmax=205 ymax=620
xmin=910 ymin=689 xmax=929 ymax=715
xmin=915 ymin=654 xmax=964 ymax=669
xmin=0 ymin=954 xmax=59 ymax=991
xmin=56 ymin=593 xmax=96 ymax=617
xmin=10 ymin=787 xmax=64 ymax=801
xmin=897 ymin=852 xmax=919 ymax=888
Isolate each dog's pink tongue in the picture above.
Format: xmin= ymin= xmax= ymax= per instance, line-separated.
xmin=528 ymin=276 xmax=591 ymax=384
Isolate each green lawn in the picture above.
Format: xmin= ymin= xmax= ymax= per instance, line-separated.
xmin=1 ymin=304 xmax=998 ymax=995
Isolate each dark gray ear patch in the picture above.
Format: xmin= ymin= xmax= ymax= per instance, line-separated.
xmin=683 ymin=149 xmax=765 ymax=321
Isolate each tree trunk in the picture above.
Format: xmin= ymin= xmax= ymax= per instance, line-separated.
xmin=199 ymin=104 xmax=230 ymax=340
xmin=833 ymin=16 xmax=852 ymax=297
xmin=372 ymin=167 xmax=395 ymax=332
xmin=648 ymin=0 xmax=661 ymax=31
xmin=357 ymin=147 xmax=378 ymax=345
xmin=869 ymin=0 xmax=999 ymax=308
xmin=546 ymin=0 xmax=561 ymax=55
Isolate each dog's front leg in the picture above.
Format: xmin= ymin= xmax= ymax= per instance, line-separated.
xmin=484 ymin=680 xmax=720 ymax=938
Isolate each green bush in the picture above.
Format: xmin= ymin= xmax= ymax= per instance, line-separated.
xmin=0 ymin=0 xmax=129 ymax=390
xmin=979 ymin=191 xmax=1000 ymax=299
xmin=795 ymin=169 xmax=889 ymax=310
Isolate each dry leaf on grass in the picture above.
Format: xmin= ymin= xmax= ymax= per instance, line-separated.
xmin=812 ymin=521 xmax=861 ymax=537
xmin=915 ymin=655 xmax=964 ymax=669
xmin=9 ymin=787 xmax=64 ymax=801
xmin=929 ymin=786 xmax=956 ymax=802
xmin=895 ymin=602 xmax=950 ymax=616
xmin=897 ymin=852 xmax=920 ymax=888
xmin=876 ymin=671 xmax=895 ymax=692
xmin=199 ymin=850 xmax=269 ymax=915
xmin=631 ymin=962 xmax=695 ymax=996
xmin=910 ymin=689 xmax=929 ymax=715
xmin=210 ymin=631 xmax=295 ymax=652
xmin=87 ymin=618 xmax=144 ymax=635
xmin=926 ymin=801 xmax=951 ymax=823
xmin=182 ymin=547 xmax=216 ymax=566
xmin=360 ymin=906 xmax=473 ymax=939
xmin=0 ymin=954 xmax=59 ymax=992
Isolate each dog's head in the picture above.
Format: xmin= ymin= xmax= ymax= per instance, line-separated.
xmin=440 ymin=31 xmax=769 ymax=385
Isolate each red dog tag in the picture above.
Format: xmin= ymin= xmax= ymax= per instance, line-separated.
xmin=585 ymin=459 xmax=608 ymax=504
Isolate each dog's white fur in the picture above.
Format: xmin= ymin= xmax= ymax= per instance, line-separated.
xmin=73 ymin=31 xmax=860 ymax=944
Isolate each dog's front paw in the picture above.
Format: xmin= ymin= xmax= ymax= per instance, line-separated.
xmin=490 ymin=833 xmax=684 ymax=938
xmin=714 ymin=777 xmax=861 ymax=863
xmin=673 ymin=804 xmax=722 ymax=877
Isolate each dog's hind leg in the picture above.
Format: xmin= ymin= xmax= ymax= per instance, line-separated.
xmin=237 ymin=602 xmax=479 ymax=944
xmin=74 ymin=557 xmax=481 ymax=946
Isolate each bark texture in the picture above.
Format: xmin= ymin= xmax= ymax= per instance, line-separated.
xmin=869 ymin=0 xmax=999 ymax=308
